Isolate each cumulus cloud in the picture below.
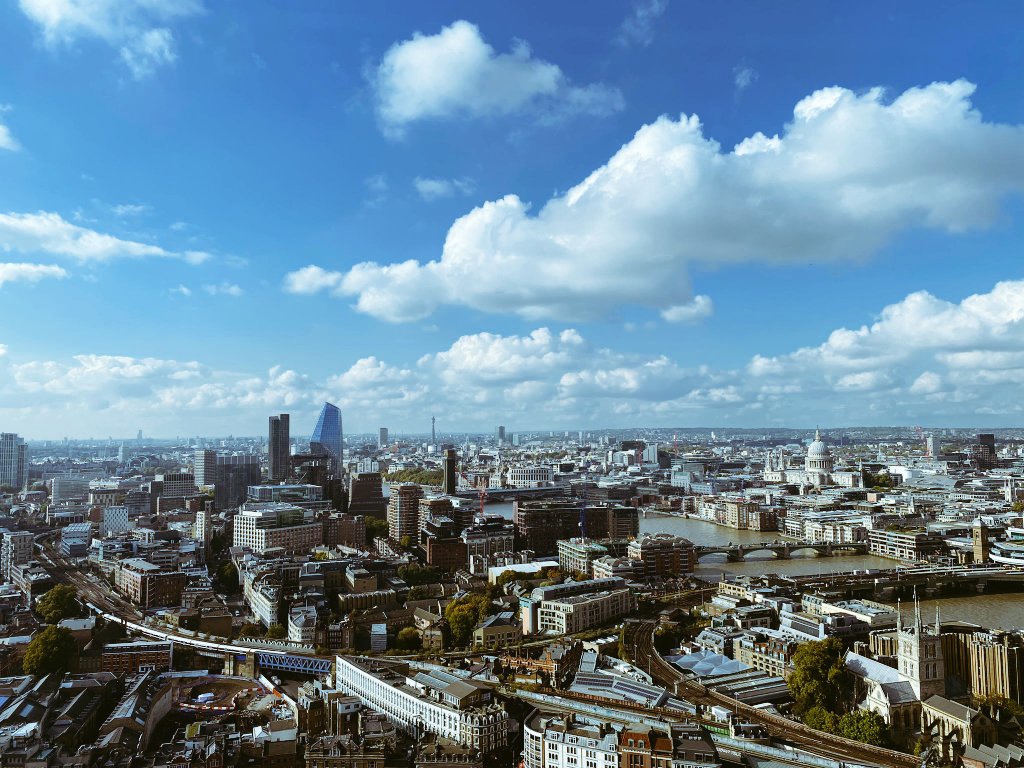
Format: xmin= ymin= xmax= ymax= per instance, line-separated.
xmin=8 ymin=280 xmax=1024 ymax=434
xmin=0 ymin=211 xmax=210 ymax=264
xmin=414 ymin=176 xmax=476 ymax=201
xmin=616 ymin=0 xmax=669 ymax=48
xmin=18 ymin=0 xmax=202 ymax=79
xmin=294 ymin=80 xmax=1024 ymax=323
xmin=661 ymin=295 xmax=713 ymax=323
xmin=0 ymin=262 xmax=68 ymax=287
xmin=373 ymin=20 xmax=623 ymax=136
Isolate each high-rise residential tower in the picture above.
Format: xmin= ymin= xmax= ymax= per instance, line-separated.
xmin=310 ymin=402 xmax=343 ymax=470
xmin=496 ymin=426 xmax=506 ymax=445
xmin=0 ymin=434 xmax=26 ymax=490
xmin=269 ymin=414 xmax=290 ymax=482
xmin=378 ymin=427 xmax=388 ymax=448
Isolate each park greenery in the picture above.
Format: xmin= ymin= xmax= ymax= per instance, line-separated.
xmin=384 ymin=469 xmax=445 ymax=486
xmin=365 ymin=517 xmax=389 ymax=540
xmin=395 ymin=626 xmax=421 ymax=650
xmin=23 ymin=625 xmax=77 ymax=676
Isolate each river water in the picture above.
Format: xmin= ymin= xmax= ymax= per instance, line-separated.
xmin=487 ymin=504 xmax=1024 ymax=631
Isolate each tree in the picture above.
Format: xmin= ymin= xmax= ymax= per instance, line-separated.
xmin=407 ymin=585 xmax=430 ymax=601
xmin=398 ymin=563 xmax=441 ymax=586
xmin=495 ymin=570 xmax=520 ymax=588
xmin=837 ymin=710 xmax=889 ymax=746
xmin=210 ymin=532 xmax=229 ymax=554
xmin=444 ymin=594 xmax=492 ymax=646
xmin=238 ymin=622 xmax=263 ymax=637
xmin=803 ymin=705 xmax=840 ymax=734
xmin=23 ymin=625 xmax=76 ymax=675
xmin=366 ymin=517 xmax=389 ymax=540
xmin=216 ymin=561 xmax=240 ymax=594
xmin=789 ymin=637 xmax=851 ymax=715
xmin=35 ymin=585 xmax=79 ymax=624
xmin=399 ymin=535 xmax=413 ymax=549
xmin=383 ymin=469 xmax=444 ymax=486
xmin=395 ymin=627 xmax=421 ymax=651
xmin=265 ymin=623 xmax=286 ymax=639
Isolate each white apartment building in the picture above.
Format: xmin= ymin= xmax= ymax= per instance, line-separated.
xmin=288 ymin=605 xmax=318 ymax=644
xmin=334 ymin=656 xmax=510 ymax=752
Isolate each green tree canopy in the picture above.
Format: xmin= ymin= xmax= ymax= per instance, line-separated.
xmin=399 ymin=563 xmax=441 ymax=586
xmin=444 ymin=594 xmax=492 ymax=647
xmin=35 ymin=585 xmax=79 ymax=624
xmin=837 ymin=711 xmax=889 ymax=746
xmin=395 ymin=627 xmax=421 ymax=651
xmin=407 ymin=585 xmax=431 ymax=601
xmin=366 ymin=517 xmax=389 ymax=540
xmin=23 ymin=625 xmax=77 ymax=676
xmin=238 ymin=622 xmax=263 ymax=638
xmin=789 ymin=637 xmax=852 ymax=714
xmin=384 ymin=469 xmax=444 ymax=486
xmin=265 ymin=623 xmax=286 ymax=639
xmin=216 ymin=561 xmax=240 ymax=594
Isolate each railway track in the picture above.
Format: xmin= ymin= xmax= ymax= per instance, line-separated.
xmin=625 ymin=620 xmax=917 ymax=768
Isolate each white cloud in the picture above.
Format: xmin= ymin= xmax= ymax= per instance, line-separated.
xmin=283 ymin=265 xmax=344 ymax=295
xmin=616 ymin=0 xmax=669 ymax=48
xmin=0 ymin=262 xmax=68 ymax=287
xmin=0 ymin=210 xmax=210 ymax=264
xmin=111 ymin=203 xmax=151 ymax=217
xmin=0 ymin=106 xmax=20 ymax=151
xmin=374 ymin=20 xmax=623 ymax=136
xmin=414 ymin=176 xmax=476 ymax=201
xmin=304 ymin=79 xmax=1024 ymax=323
xmin=171 ymin=284 xmax=191 ymax=296
xmin=10 ymin=279 xmax=1024 ymax=434
xmin=661 ymin=295 xmax=713 ymax=323
xmin=18 ymin=0 xmax=202 ymax=79
xmin=734 ymin=65 xmax=758 ymax=94
xmin=202 ymin=282 xmax=243 ymax=297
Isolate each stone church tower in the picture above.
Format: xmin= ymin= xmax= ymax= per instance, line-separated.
xmin=897 ymin=597 xmax=945 ymax=701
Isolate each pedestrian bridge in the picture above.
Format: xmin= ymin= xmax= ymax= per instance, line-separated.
xmin=695 ymin=541 xmax=868 ymax=561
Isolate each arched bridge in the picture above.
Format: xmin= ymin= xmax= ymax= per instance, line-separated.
xmin=695 ymin=541 xmax=868 ymax=561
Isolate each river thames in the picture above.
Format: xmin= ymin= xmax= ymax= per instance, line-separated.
xmin=486 ymin=502 xmax=1024 ymax=631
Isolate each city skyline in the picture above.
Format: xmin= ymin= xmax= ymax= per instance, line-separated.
xmin=1 ymin=3 xmax=1023 ymax=436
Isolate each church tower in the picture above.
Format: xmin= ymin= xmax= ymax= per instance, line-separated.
xmin=897 ymin=595 xmax=945 ymax=700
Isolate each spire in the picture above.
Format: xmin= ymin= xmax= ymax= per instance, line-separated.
xmin=935 ymin=603 xmax=940 ymax=635
xmin=896 ymin=598 xmax=902 ymax=634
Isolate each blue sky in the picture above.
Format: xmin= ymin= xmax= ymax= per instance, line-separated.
xmin=0 ymin=1 xmax=1023 ymax=438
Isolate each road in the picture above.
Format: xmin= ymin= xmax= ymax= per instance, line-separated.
xmin=625 ymin=620 xmax=917 ymax=768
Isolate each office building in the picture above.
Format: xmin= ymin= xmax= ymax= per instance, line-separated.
xmin=349 ymin=472 xmax=387 ymax=519
xmin=421 ymin=515 xmax=468 ymax=572
xmin=114 ymin=559 xmax=187 ymax=609
xmin=507 ymin=465 xmax=554 ymax=488
xmin=155 ymin=473 xmax=197 ymax=499
xmin=100 ymin=506 xmax=130 ymax=537
xmin=536 ymin=587 xmax=634 ymax=635
xmin=627 ymin=533 xmax=697 ymax=576
xmin=194 ymin=449 xmax=218 ymax=487
xmin=100 ymin=641 xmax=172 ymax=674
xmin=495 ymin=426 xmax=505 ymax=445
xmin=0 ymin=529 xmax=32 ymax=581
xmin=233 ymin=503 xmax=323 ymax=554
xmin=378 ymin=427 xmax=388 ymax=448
xmin=269 ymin=413 xmax=291 ymax=482
xmin=333 ymin=657 xmax=510 ymax=752
xmin=520 ymin=578 xmax=627 ymax=635
xmin=387 ymin=484 xmax=424 ymax=542
xmin=523 ymin=714 xmax=618 ymax=768
xmin=311 ymin=402 xmax=343 ymax=469
xmin=443 ymin=449 xmax=459 ymax=495
xmin=194 ymin=506 xmax=212 ymax=555
xmin=51 ymin=476 xmax=90 ymax=504
xmin=0 ymin=433 xmax=26 ymax=490
xmin=60 ymin=522 xmax=92 ymax=557
xmin=514 ymin=500 xmax=639 ymax=555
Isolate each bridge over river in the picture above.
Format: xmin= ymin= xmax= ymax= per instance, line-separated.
xmin=694 ymin=540 xmax=868 ymax=561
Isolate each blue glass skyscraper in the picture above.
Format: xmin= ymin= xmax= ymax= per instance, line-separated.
xmin=310 ymin=402 xmax=343 ymax=469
